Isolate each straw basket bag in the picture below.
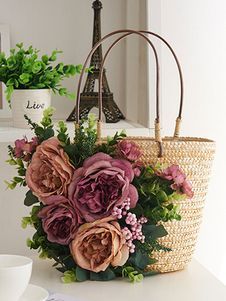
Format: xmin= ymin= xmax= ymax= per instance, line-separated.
xmin=75 ymin=29 xmax=215 ymax=273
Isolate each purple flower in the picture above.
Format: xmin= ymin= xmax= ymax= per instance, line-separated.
xmin=14 ymin=137 xmax=38 ymax=161
xmin=158 ymin=165 xmax=194 ymax=198
xmin=132 ymin=161 xmax=144 ymax=177
xmin=117 ymin=140 xmax=142 ymax=162
xmin=38 ymin=195 xmax=81 ymax=245
xmin=68 ymin=152 xmax=138 ymax=222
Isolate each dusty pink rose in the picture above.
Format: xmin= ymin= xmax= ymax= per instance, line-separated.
xmin=70 ymin=217 xmax=129 ymax=272
xmin=26 ymin=137 xmax=74 ymax=202
xmin=68 ymin=152 xmax=138 ymax=222
xmin=38 ymin=195 xmax=81 ymax=245
xmin=132 ymin=161 xmax=144 ymax=177
xmin=14 ymin=137 xmax=38 ymax=161
xmin=181 ymin=179 xmax=194 ymax=198
xmin=117 ymin=140 xmax=142 ymax=161
xmin=158 ymin=165 xmax=194 ymax=198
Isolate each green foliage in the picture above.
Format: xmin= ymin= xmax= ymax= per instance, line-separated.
xmin=24 ymin=190 xmax=39 ymax=207
xmin=132 ymin=165 xmax=183 ymax=223
xmin=122 ymin=266 xmax=144 ymax=283
xmin=96 ymin=130 xmax=126 ymax=155
xmin=5 ymin=146 xmax=26 ymax=189
xmin=61 ymin=270 xmax=77 ymax=283
xmin=142 ymin=224 xmax=168 ymax=241
xmin=75 ymin=267 xmax=90 ymax=282
xmin=25 ymin=107 xmax=55 ymax=142
xmin=0 ymin=43 xmax=82 ymax=104
xmin=57 ymin=120 xmax=70 ymax=145
xmin=64 ymin=114 xmax=97 ymax=166
xmin=90 ymin=268 xmax=116 ymax=281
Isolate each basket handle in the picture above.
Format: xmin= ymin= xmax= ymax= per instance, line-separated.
xmin=75 ymin=30 xmax=184 ymax=157
xmin=75 ymin=29 xmax=160 ymax=122
xmin=99 ymin=31 xmax=184 ymax=149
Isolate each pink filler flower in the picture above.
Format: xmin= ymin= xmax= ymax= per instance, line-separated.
xmin=158 ymin=165 xmax=194 ymax=198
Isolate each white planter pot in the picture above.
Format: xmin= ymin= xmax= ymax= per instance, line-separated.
xmin=11 ymin=89 xmax=51 ymax=128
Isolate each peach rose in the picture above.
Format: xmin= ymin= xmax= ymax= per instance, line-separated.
xmin=70 ymin=217 xmax=129 ymax=273
xmin=26 ymin=137 xmax=74 ymax=202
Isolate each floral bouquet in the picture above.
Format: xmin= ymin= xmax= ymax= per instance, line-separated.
xmin=6 ymin=108 xmax=193 ymax=282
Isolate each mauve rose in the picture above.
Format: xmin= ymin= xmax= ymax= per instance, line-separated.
xmin=68 ymin=152 xmax=138 ymax=222
xmin=158 ymin=165 xmax=194 ymax=198
xmin=70 ymin=216 xmax=129 ymax=272
xmin=132 ymin=161 xmax=144 ymax=177
xmin=181 ymin=180 xmax=194 ymax=198
xmin=38 ymin=195 xmax=81 ymax=245
xmin=26 ymin=137 xmax=74 ymax=202
xmin=117 ymin=140 xmax=142 ymax=161
xmin=14 ymin=137 xmax=38 ymax=161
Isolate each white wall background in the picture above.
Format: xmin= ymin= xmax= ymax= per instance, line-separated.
xmin=0 ymin=0 xmax=127 ymax=120
xmin=148 ymin=0 xmax=226 ymax=285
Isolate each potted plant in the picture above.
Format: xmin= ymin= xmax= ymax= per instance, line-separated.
xmin=0 ymin=43 xmax=82 ymax=128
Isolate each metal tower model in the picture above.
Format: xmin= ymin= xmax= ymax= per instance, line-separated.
xmin=66 ymin=0 xmax=125 ymax=122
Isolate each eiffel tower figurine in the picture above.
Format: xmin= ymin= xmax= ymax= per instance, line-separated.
xmin=67 ymin=0 xmax=125 ymax=123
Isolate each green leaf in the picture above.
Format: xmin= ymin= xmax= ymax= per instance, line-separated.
xmin=32 ymin=61 xmax=43 ymax=74
xmin=59 ymin=87 xmax=67 ymax=96
xmin=142 ymin=224 xmax=168 ymax=240
xmin=76 ymin=267 xmax=89 ymax=282
xmin=43 ymin=128 xmax=54 ymax=140
xmin=156 ymin=190 xmax=168 ymax=203
xmin=21 ymin=216 xmax=33 ymax=229
xmin=34 ymin=127 xmax=44 ymax=136
xmin=19 ymin=73 xmax=30 ymax=84
xmin=41 ymin=55 xmax=49 ymax=64
xmin=130 ymin=250 xmax=151 ymax=270
xmin=16 ymin=43 xmax=23 ymax=49
xmin=24 ymin=190 xmax=39 ymax=207
xmin=90 ymin=268 xmax=116 ymax=281
xmin=61 ymin=270 xmax=77 ymax=283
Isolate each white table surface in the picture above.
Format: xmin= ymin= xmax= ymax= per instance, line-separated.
xmin=30 ymin=257 xmax=226 ymax=301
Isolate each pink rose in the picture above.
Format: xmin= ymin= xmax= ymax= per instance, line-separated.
xmin=26 ymin=137 xmax=74 ymax=202
xmin=68 ymin=153 xmax=138 ymax=222
xmin=158 ymin=165 xmax=194 ymax=198
xmin=38 ymin=196 xmax=81 ymax=245
xmin=117 ymin=140 xmax=142 ymax=161
xmin=181 ymin=179 xmax=194 ymax=198
xmin=70 ymin=217 xmax=129 ymax=272
xmin=132 ymin=161 xmax=144 ymax=177
xmin=14 ymin=137 xmax=38 ymax=161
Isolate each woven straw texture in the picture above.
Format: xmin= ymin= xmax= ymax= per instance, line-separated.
xmin=127 ymin=136 xmax=215 ymax=273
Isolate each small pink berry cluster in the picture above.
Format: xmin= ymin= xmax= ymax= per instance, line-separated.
xmin=122 ymin=213 xmax=148 ymax=253
xmin=112 ymin=198 xmax=131 ymax=219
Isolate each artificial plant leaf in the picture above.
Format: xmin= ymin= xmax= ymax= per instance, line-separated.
xmin=43 ymin=128 xmax=55 ymax=140
xmin=24 ymin=190 xmax=39 ymax=207
xmin=76 ymin=266 xmax=90 ymax=282
xmin=156 ymin=190 xmax=168 ymax=203
xmin=89 ymin=268 xmax=116 ymax=281
xmin=131 ymin=250 xmax=151 ymax=270
xmin=142 ymin=224 xmax=168 ymax=240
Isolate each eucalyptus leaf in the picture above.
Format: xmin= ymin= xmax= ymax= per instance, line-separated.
xmin=76 ymin=267 xmax=90 ymax=282
xmin=24 ymin=190 xmax=39 ymax=207
xmin=142 ymin=224 xmax=168 ymax=240
xmin=90 ymin=268 xmax=116 ymax=281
